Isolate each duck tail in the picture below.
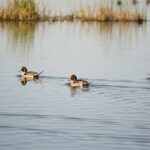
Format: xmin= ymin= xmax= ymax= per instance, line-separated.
xmin=38 ymin=71 xmax=44 ymax=76
xmin=88 ymin=81 xmax=93 ymax=85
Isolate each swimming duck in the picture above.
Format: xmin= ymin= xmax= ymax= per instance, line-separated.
xmin=69 ymin=75 xmax=89 ymax=88
xmin=20 ymin=66 xmax=43 ymax=80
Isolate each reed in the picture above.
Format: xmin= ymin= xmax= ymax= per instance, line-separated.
xmin=0 ymin=0 xmax=40 ymax=21
xmin=73 ymin=2 xmax=146 ymax=22
xmin=74 ymin=6 xmax=146 ymax=22
xmin=96 ymin=6 xmax=114 ymax=21
xmin=76 ymin=5 xmax=95 ymax=21
xmin=0 ymin=0 xmax=147 ymax=22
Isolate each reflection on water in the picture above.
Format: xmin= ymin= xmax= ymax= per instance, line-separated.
xmin=20 ymin=79 xmax=28 ymax=85
xmin=70 ymin=86 xmax=90 ymax=97
xmin=0 ymin=21 xmax=150 ymax=150
xmin=20 ymin=78 xmax=41 ymax=86
xmin=79 ymin=21 xmax=146 ymax=42
xmin=0 ymin=21 xmax=146 ymax=52
xmin=0 ymin=22 xmax=37 ymax=51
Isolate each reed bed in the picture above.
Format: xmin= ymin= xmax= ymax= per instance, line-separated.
xmin=0 ymin=0 xmax=148 ymax=23
xmin=0 ymin=0 xmax=40 ymax=21
xmin=73 ymin=1 xmax=147 ymax=23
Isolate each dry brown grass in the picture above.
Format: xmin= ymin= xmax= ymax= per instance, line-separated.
xmin=0 ymin=0 xmax=147 ymax=23
xmin=0 ymin=0 xmax=40 ymax=21
xmin=74 ymin=4 xmax=146 ymax=23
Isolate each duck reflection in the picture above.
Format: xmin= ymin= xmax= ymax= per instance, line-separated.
xmin=20 ymin=78 xmax=41 ymax=86
xmin=70 ymin=86 xmax=90 ymax=97
xmin=21 ymin=79 xmax=28 ymax=85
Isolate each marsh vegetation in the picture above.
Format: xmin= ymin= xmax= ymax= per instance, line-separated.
xmin=0 ymin=0 xmax=40 ymax=21
xmin=0 ymin=0 xmax=148 ymax=22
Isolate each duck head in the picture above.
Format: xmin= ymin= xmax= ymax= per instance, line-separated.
xmin=20 ymin=66 xmax=28 ymax=76
xmin=70 ymin=75 xmax=77 ymax=82
xmin=21 ymin=66 xmax=27 ymax=73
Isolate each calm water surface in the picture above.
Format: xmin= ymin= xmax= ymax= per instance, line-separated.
xmin=0 ymin=21 xmax=150 ymax=150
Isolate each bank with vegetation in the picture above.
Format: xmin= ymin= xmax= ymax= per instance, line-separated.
xmin=0 ymin=0 xmax=149 ymax=23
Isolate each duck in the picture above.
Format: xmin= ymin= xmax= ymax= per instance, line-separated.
xmin=146 ymin=73 xmax=150 ymax=80
xmin=69 ymin=74 xmax=89 ymax=88
xmin=20 ymin=66 xmax=43 ymax=80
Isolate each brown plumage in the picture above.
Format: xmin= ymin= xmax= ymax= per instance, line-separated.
xmin=69 ymin=75 xmax=89 ymax=88
xmin=20 ymin=66 xmax=43 ymax=80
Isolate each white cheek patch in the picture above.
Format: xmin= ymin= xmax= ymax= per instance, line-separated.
xmin=21 ymin=72 xmax=25 ymax=76
xmin=70 ymin=80 xmax=74 ymax=83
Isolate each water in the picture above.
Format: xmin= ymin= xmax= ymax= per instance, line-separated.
xmin=0 ymin=20 xmax=150 ymax=150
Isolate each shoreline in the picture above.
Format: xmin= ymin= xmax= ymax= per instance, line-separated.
xmin=0 ymin=0 xmax=148 ymax=24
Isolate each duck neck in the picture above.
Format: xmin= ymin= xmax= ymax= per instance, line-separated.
xmin=21 ymin=71 xmax=26 ymax=76
xmin=70 ymin=80 xmax=75 ymax=83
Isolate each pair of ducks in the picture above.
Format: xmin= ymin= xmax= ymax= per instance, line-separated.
xmin=20 ymin=66 xmax=89 ymax=88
